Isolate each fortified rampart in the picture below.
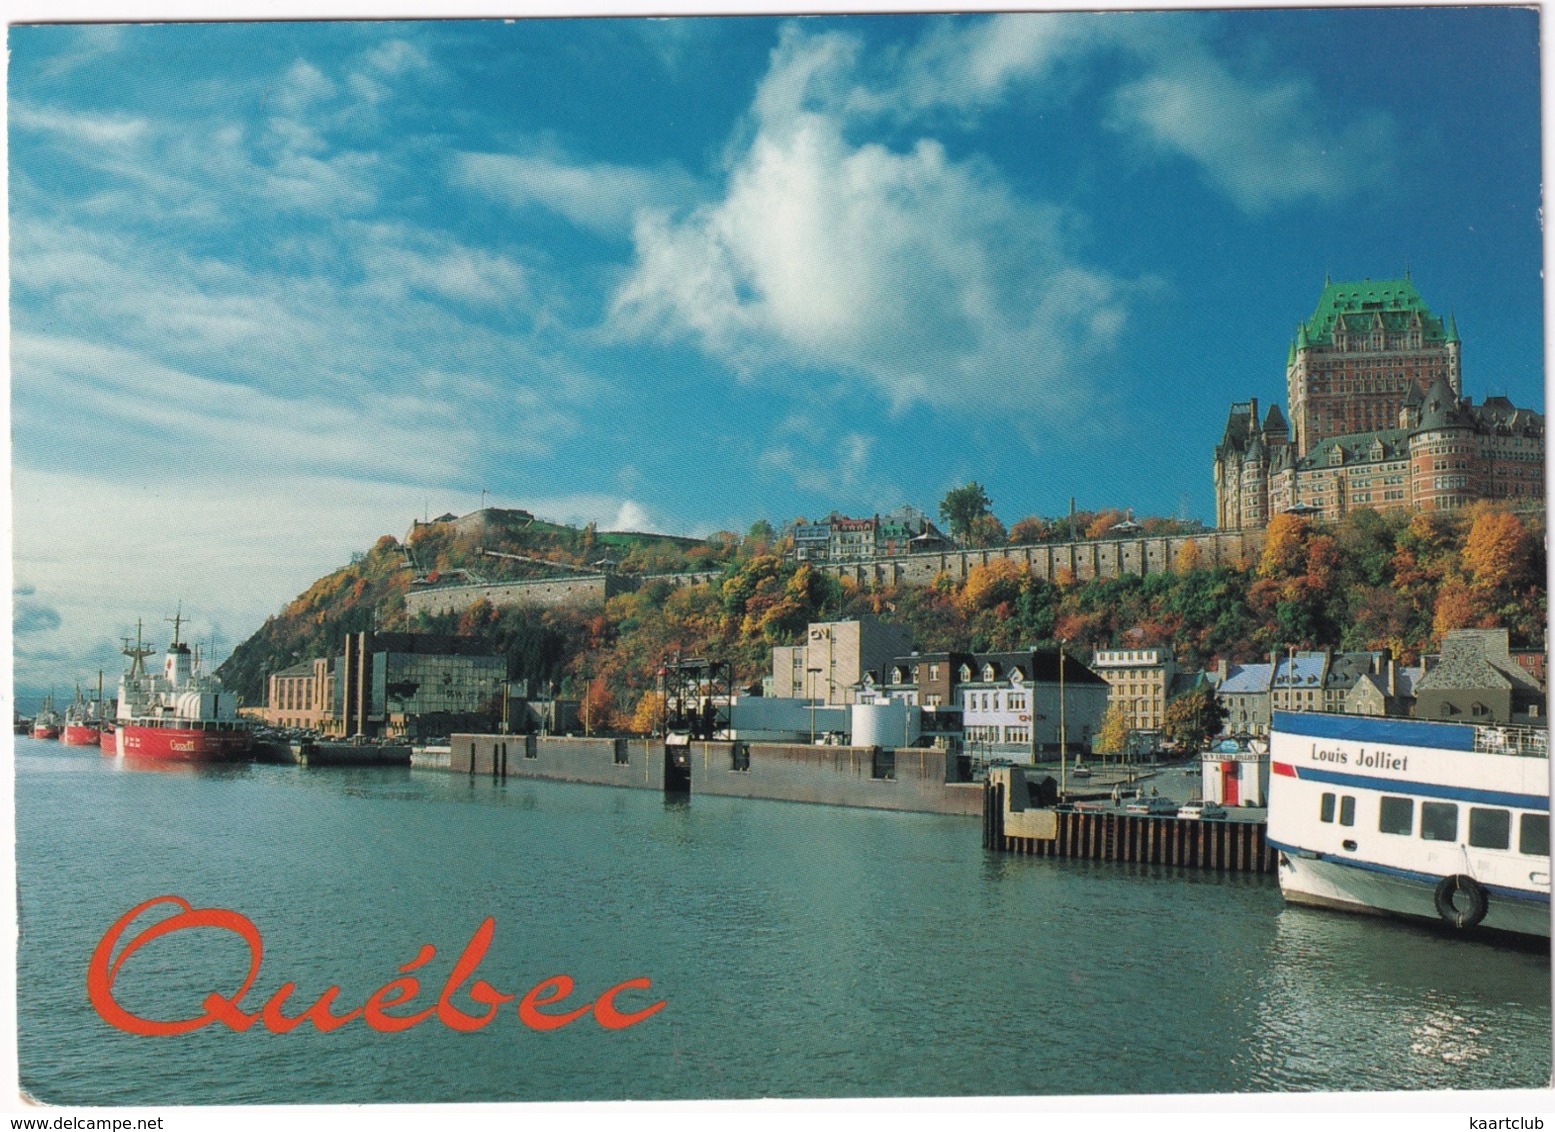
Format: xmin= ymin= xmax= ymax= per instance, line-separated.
xmin=404 ymin=568 xmax=725 ymax=619
xmin=815 ymin=529 xmax=1261 ymax=587
xmin=407 ymin=531 xmax=1259 ymax=619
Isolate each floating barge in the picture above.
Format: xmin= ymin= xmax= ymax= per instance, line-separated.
xmin=982 ymin=766 xmax=1275 ymax=874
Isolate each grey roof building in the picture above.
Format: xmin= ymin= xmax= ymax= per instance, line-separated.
xmin=1413 ymin=629 xmax=1546 ymax=726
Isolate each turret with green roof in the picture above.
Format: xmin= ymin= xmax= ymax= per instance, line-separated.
xmin=1299 ymin=277 xmax=1448 ymax=348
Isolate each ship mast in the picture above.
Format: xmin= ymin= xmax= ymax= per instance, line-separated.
xmin=122 ymin=619 xmax=155 ymax=679
xmin=166 ymin=605 xmax=184 ymax=650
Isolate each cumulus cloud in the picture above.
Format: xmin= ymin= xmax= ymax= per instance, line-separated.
xmin=453 ymin=150 xmax=699 ymax=237
xmin=610 ymin=26 xmax=1136 ymax=414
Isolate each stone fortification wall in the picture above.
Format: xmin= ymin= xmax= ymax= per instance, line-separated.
xmin=817 ymin=529 xmax=1261 ymax=587
xmin=410 ymin=531 xmax=1260 ymax=619
xmin=406 ymin=574 xmax=620 ymax=618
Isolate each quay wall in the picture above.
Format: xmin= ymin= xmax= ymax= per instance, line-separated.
xmin=688 ymin=741 xmax=982 ymax=816
xmin=451 ymin=733 xmax=664 ymax=790
xmin=447 ymin=733 xmax=979 ymax=815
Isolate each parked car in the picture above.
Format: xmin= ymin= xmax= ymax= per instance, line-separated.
xmin=1177 ymin=800 xmax=1227 ymax=820
xmin=1124 ymin=796 xmax=1178 ymax=816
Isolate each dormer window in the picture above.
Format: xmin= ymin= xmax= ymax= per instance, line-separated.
xmin=982 ymin=664 xmax=997 ymax=682
xmin=1009 ymin=667 xmax=1025 ymax=685
xmin=890 ymin=667 xmax=905 ymax=685
xmin=959 ymin=664 xmax=973 ymax=682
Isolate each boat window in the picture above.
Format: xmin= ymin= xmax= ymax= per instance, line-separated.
xmin=1420 ymin=801 xmax=1459 ymax=842
xmin=1520 ymin=813 xmax=1549 ymax=857
xmin=1339 ymin=796 xmax=1356 ymax=826
xmin=1378 ymin=796 xmax=1413 ymax=835
xmin=1468 ymin=808 xmax=1511 ymax=851
xmin=1319 ymin=793 xmax=1336 ymax=823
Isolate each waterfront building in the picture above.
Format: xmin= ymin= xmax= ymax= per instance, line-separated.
xmin=1412 ymin=628 xmax=1547 ymax=726
xmin=1344 ymin=661 xmax=1419 ymax=717
xmin=1090 ymin=647 xmax=1178 ymax=741
xmin=264 ymin=657 xmax=336 ymax=731
xmin=828 ymin=516 xmax=878 ymax=562
xmin=1214 ymin=277 xmax=1544 ymax=529
xmin=1268 ymin=650 xmax=1329 ymax=715
xmin=337 ymin=631 xmax=507 ymax=739
xmin=769 ymin=618 xmax=914 ymax=707
xmin=1214 ymin=662 xmax=1274 ymax=736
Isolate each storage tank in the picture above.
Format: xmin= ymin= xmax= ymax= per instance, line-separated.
xmin=850 ymin=701 xmax=917 ymax=749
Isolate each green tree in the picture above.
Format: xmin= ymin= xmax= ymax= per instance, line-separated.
xmin=1162 ymin=686 xmax=1226 ymax=754
xmin=939 ymin=482 xmax=993 ymax=541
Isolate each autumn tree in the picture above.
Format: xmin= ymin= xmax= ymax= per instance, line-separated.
xmin=629 ymin=691 xmax=664 ymax=735
xmin=1094 ymin=702 xmax=1129 ymax=759
xmin=1257 ymin=513 xmax=1310 ymax=579
xmin=1008 ymin=516 xmax=1051 ymax=545
xmin=1162 ymin=686 xmax=1227 ymax=754
xmin=965 ymin=513 xmax=1009 ymax=549
xmin=939 ymin=482 xmax=993 ymax=542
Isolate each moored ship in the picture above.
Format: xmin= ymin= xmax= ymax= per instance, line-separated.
xmin=30 ymin=695 xmax=61 ymax=741
xmin=111 ymin=615 xmax=251 ymax=762
xmin=1268 ymin=711 xmax=1549 ymax=940
xmin=60 ymin=679 xmax=111 ymax=747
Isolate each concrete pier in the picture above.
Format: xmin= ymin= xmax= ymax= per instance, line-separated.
xmin=983 ymin=766 xmax=1274 ymax=873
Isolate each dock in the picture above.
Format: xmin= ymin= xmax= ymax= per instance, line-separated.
xmin=983 ymin=766 xmax=1275 ymax=873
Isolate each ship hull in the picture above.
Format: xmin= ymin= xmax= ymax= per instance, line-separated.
xmin=31 ymin=725 xmax=59 ymax=741
xmin=99 ymin=728 xmax=117 ymax=754
xmin=60 ymin=724 xmax=101 ymax=747
xmin=1275 ymin=848 xmax=1550 ymax=939
xmin=114 ymin=724 xmax=251 ymax=762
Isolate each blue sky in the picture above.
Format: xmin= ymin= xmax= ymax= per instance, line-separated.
xmin=7 ymin=8 xmax=1545 ymax=698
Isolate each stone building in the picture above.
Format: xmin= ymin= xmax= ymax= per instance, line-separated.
xmin=1215 ymin=277 xmax=1543 ymax=529
xmin=1090 ymin=647 xmax=1178 ymax=739
xmin=1412 ymin=628 xmax=1547 ymax=726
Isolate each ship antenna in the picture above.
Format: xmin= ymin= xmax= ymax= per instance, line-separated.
xmin=166 ymin=604 xmax=184 ymax=649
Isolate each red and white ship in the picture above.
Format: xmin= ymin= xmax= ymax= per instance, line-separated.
xmin=111 ymin=614 xmax=251 ymax=762
xmin=30 ymin=694 xmax=60 ymax=741
xmin=60 ymin=679 xmax=112 ymax=747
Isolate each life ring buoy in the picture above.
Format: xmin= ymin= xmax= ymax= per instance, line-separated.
xmin=1433 ymin=874 xmax=1489 ymax=929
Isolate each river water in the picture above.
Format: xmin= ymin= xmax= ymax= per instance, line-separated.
xmin=13 ymin=737 xmax=1551 ymax=1105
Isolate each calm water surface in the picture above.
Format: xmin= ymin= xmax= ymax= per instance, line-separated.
xmin=14 ymin=737 xmax=1551 ymax=1104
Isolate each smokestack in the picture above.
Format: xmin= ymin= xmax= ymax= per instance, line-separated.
xmin=1387 ymin=657 xmax=1397 ymax=698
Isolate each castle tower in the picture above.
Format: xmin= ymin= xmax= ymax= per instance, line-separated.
xmin=1287 ymin=277 xmax=1458 ymax=456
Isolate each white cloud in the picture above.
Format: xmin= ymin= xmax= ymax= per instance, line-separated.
xmin=10 ymin=103 xmax=150 ymax=147
xmin=1106 ymin=51 xmax=1394 ymax=213
xmin=453 ymin=150 xmax=698 ymax=236
xmin=610 ymin=26 xmax=1136 ymax=415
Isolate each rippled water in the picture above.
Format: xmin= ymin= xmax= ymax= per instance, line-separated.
xmin=14 ymin=737 xmax=1551 ymax=1104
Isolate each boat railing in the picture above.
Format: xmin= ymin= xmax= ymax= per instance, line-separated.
xmin=1472 ymin=723 xmax=1548 ymax=758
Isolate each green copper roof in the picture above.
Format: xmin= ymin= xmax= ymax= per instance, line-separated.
xmin=1299 ymin=277 xmax=1447 ymax=348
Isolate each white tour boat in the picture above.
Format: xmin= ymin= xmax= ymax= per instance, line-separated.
xmin=1268 ymin=711 xmax=1549 ymax=939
